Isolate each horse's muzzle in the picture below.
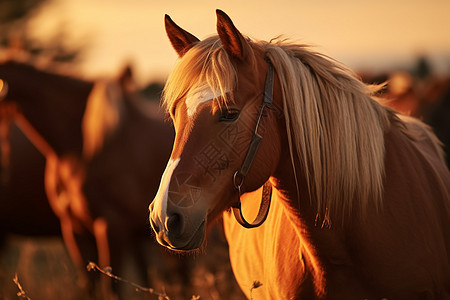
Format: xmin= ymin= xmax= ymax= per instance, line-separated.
xmin=149 ymin=202 xmax=206 ymax=251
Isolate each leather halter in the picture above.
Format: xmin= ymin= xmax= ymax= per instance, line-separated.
xmin=231 ymin=59 xmax=274 ymax=228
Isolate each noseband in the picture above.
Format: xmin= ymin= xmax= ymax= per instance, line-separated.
xmin=231 ymin=59 xmax=274 ymax=229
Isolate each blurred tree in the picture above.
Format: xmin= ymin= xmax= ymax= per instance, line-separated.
xmin=141 ymin=82 xmax=165 ymax=101
xmin=0 ymin=0 xmax=83 ymax=64
xmin=413 ymin=56 xmax=432 ymax=80
xmin=0 ymin=0 xmax=44 ymax=23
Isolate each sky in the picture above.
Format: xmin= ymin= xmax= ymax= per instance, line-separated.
xmin=29 ymin=0 xmax=450 ymax=85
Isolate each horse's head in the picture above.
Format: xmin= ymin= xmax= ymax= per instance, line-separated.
xmin=149 ymin=10 xmax=283 ymax=251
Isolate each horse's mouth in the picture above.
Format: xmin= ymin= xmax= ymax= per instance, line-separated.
xmin=165 ymin=219 xmax=206 ymax=252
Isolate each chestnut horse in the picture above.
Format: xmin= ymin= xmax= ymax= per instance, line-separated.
xmin=0 ymin=124 xmax=60 ymax=237
xmin=1 ymin=76 xmax=58 ymax=236
xmin=0 ymin=61 xmax=174 ymax=297
xmin=149 ymin=10 xmax=450 ymax=299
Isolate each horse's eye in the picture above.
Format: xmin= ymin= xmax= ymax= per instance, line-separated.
xmin=219 ymin=108 xmax=240 ymax=122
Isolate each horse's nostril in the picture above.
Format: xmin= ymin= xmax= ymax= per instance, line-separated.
xmin=150 ymin=218 xmax=160 ymax=233
xmin=166 ymin=213 xmax=183 ymax=236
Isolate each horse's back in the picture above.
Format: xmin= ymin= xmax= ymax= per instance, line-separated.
xmin=353 ymin=117 xmax=450 ymax=298
xmin=398 ymin=114 xmax=447 ymax=167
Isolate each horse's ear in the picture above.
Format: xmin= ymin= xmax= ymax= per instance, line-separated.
xmin=116 ymin=64 xmax=136 ymax=93
xmin=216 ymin=9 xmax=250 ymax=60
xmin=165 ymin=14 xmax=199 ymax=57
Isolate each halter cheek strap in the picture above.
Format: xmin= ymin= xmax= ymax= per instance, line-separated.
xmin=231 ymin=60 xmax=274 ymax=229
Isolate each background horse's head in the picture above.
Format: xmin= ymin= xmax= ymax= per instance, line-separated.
xmin=149 ymin=10 xmax=282 ymax=251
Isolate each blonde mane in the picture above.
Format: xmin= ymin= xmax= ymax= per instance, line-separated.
xmin=82 ymin=80 xmax=124 ymax=160
xmin=164 ymin=36 xmax=394 ymax=221
xmin=263 ymin=40 xmax=394 ymax=220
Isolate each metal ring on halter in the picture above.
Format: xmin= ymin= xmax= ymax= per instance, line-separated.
xmin=233 ymin=170 xmax=245 ymax=190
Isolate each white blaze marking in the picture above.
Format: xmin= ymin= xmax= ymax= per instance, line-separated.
xmin=185 ymin=86 xmax=222 ymax=116
xmin=151 ymin=158 xmax=180 ymax=221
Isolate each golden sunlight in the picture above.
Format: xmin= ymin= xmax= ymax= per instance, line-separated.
xmin=26 ymin=0 xmax=450 ymax=83
xmin=1 ymin=2 xmax=449 ymax=299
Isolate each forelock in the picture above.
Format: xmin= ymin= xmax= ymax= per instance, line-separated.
xmin=162 ymin=36 xmax=238 ymax=115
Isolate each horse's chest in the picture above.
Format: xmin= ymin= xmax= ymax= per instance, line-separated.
xmin=223 ymin=206 xmax=310 ymax=299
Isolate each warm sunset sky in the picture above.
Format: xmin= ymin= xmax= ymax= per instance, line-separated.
xmin=29 ymin=0 xmax=450 ymax=84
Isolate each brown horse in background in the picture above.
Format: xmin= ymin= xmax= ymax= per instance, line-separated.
xmin=0 ymin=123 xmax=60 ymax=237
xmin=377 ymin=72 xmax=450 ymax=165
xmin=149 ymin=10 xmax=450 ymax=299
xmin=0 ymin=60 xmax=174 ymax=298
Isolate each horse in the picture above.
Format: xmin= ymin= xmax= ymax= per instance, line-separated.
xmin=425 ymin=81 xmax=450 ymax=166
xmin=149 ymin=10 xmax=450 ymax=299
xmin=360 ymin=71 xmax=450 ymax=167
xmin=0 ymin=60 xmax=175 ymax=298
xmin=0 ymin=123 xmax=61 ymax=238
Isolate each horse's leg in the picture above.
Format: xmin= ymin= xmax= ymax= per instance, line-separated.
xmin=59 ymin=216 xmax=95 ymax=292
xmin=92 ymin=217 xmax=116 ymax=300
xmin=44 ymin=156 xmax=97 ymax=297
xmin=44 ymin=156 xmax=88 ymax=292
xmin=0 ymin=117 xmax=11 ymax=185
xmin=93 ymin=218 xmax=110 ymax=269
xmin=0 ymin=231 xmax=6 ymax=295
xmin=99 ymin=220 xmax=147 ymax=300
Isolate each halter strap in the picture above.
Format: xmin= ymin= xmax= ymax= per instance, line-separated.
xmin=231 ymin=60 xmax=274 ymax=228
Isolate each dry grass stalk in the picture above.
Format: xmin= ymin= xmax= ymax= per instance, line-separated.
xmin=249 ymin=280 xmax=263 ymax=300
xmin=13 ymin=273 xmax=31 ymax=300
xmin=86 ymin=261 xmax=172 ymax=299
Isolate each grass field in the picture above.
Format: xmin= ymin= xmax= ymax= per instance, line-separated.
xmin=0 ymin=225 xmax=246 ymax=300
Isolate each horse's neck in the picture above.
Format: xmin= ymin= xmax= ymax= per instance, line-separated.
xmin=89 ymin=95 xmax=172 ymax=169
xmin=271 ymin=150 xmax=317 ymax=227
xmin=272 ymin=140 xmax=356 ymax=268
